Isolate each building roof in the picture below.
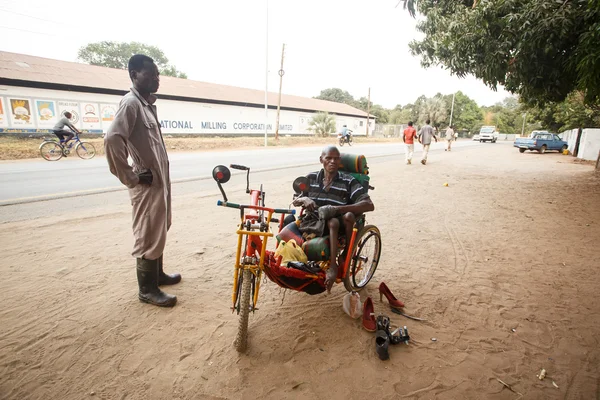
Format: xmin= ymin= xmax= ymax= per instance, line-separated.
xmin=0 ymin=51 xmax=370 ymax=118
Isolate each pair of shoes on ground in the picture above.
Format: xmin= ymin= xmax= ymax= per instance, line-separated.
xmin=362 ymin=282 xmax=405 ymax=331
xmin=362 ymin=282 xmax=407 ymax=359
xmin=374 ymin=315 xmax=411 ymax=360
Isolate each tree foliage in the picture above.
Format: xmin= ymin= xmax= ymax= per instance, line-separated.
xmin=315 ymin=88 xmax=356 ymax=105
xmin=525 ymin=91 xmax=600 ymax=132
xmin=78 ymin=41 xmax=188 ymax=79
xmin=404 ymin=0 xmax=600 ymax=106
xmin=419 ymin=96 xmax=447 ymax=127
xmin=308 ymin=112 xmax=337 ymax=137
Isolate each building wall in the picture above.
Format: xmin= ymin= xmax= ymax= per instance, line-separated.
xmin=0 ymin=85 xmax=372 ymax=135
xmin=578 ymin=129 xmax=600 ymax=161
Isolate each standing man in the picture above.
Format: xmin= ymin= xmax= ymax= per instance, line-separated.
xmin=418 ymin=119 xmax=438 ymax=165
xmin=402 ymin=121 xmax=417 ymax=164
xmin=445 ymin=125 xmax=456 ymax=151
xmin=105 ymin=54 xmax=181 ymax=308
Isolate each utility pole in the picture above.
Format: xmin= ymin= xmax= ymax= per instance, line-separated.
xmin=274 ymin=43 xmax=285 ymax=141
xmin=264 ymin=0 xmax=269 ymax=147
xmin=449 ymin=92 xmax=456 ymax=127
xmin=366 ymin=87 xmax=371 ymax=137
xmin=521 ymin=112 xmax=527 ymax=137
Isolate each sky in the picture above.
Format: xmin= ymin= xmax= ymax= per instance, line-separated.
xmin=0 ymin=0 xmax=511 ymax=109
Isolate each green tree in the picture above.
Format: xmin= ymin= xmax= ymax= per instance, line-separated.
xmin=419 ymin=96 xmax=447 ymax=127
xmin=78 ymin=41 xmax=188 ymax=78
xmin=403 ymin=0 xmax=600 ymax=106
xmin=526 ymin=91 xmax=600 ymax=132
xmin=441 ymin=91 xmax=483 ymax=132
xmin=308 ymin=112 xmax=337 ymax=137
xmin=314 ymin=88 xmax=357 ymax=106
xmin=389 ymin=108 xmax=412 ymax=124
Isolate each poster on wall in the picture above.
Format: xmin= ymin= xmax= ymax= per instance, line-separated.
xmin=101 ymin=103 xmax=118 ymax=131
xmin=81 ymin=103 xmax=102 ymax=130
xmin=57 ymin=101 xmax=81 ymax=129
xmin=0 ymin=98 xmax=7 ymax=128
xmin=9 ymin=98 xmax=35 ymax=127
xmin=34 ymin=100 xmax=59 ymax=128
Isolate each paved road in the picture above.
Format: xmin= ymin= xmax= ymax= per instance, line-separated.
xmin=0 ymin=140 xmax=479 ymax=205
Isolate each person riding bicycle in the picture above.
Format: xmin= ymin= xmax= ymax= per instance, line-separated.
xmin=292 ymin=146 xmax=374 ymax=292
xmin=52 ymin=112 xmax=80 ymax=146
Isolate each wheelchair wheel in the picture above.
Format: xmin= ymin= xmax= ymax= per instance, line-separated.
xmin=344 ymin=225 xmax=381 ymax=292
xmin=234 ymin=269 xmax=252 ymax=353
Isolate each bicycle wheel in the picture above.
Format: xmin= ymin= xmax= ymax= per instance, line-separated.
xmin=348 ymin=136 xmax=353 ymax=146
xmin=234 ymin=269 xmax=252 ymax=352
xmin=344 ymin=225 xmax=381 ymax=292
xmin=76 ymin=142 xmax=96 ymax=159
xmin=39 ymin=141 xmax=64 ymax=161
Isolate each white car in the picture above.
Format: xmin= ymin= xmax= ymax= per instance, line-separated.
xmin=479 ymin=126 xmax=498 ymax=143
xmin=472 ymin=134 xmax=480 ymax=141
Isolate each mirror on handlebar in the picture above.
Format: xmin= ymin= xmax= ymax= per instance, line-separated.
xmin=212 ymin=165 xmax=231 ymax=183
xmin=293 ymin=176 xmax=309 ymax=195
xmin=212 ymin=165 xmax=231 ymax=202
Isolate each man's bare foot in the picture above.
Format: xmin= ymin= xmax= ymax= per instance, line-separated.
xmin=325 ymin=263 xmax=338 ymax=293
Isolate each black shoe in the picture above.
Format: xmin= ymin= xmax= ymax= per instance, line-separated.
xmin=375 ymin=330 xmax=390 ymax=360
xmin=137 ymin=258 xmax=177 ymax=307
xmin=157 ymin=255 xmax=181 ymax=286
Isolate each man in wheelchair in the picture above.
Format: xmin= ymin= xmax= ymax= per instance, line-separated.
xmin=292 ymin=146 xmax=374 ymax=292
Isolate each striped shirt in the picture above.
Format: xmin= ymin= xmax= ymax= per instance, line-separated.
xmin=305 ymin=169 xmax=370 ymax=207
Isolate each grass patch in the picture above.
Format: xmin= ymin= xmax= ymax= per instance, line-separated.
xmin=0 ymin=135 xmax=400 ymax=160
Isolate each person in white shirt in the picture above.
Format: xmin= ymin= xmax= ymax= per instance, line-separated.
xmin=445 ymin=126 xmax=456 ymax=151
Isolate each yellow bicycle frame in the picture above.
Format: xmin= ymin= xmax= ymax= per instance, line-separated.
xmin=231 ymin=210 xmax=275 ymax=312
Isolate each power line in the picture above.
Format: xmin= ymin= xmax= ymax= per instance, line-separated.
xmin=0 ymin=8 xmax=62 ymax=24
xmin=0 ymin=25 xmax=58 ymax=37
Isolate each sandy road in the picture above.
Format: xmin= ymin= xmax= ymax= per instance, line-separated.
xmin=1 ymin=142 xmax=599 ymax=400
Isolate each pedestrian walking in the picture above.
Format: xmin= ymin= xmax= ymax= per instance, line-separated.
xmin=402 ymin=121 xmax=418 ymax=164
xmin=105 ymin=54 xmax=181 ymax=308
xmin=418 ymin=119 xmax=438 ymax=165
xmin=445 ymin=125 xmax=456 ymax=151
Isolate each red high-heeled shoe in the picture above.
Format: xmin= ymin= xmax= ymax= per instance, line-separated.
xmin=379 ymin=282 xmax=405 ymax=309
xmin=362 ymin=297 xmax=376 ymax=332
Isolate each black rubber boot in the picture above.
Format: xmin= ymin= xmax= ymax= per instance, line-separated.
xmin=137 ymin=258 xmax=177 ymax=307
xmin=157 ymin=255 xmax=181 ymax=286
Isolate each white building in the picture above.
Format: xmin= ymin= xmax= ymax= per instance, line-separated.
xmin=0 ymin=52 xmax=373 ymax=136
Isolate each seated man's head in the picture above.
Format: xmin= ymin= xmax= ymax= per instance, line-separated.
xmin=320 ymin=146 xmax=340 ymax=174
xmin=64 ymin=111 xmax=72 ymax=119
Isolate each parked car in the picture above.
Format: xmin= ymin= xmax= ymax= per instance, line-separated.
xmin=479 ymin=126 xmax=498 ymax=143
xmin=514 ymin=132 xmax=568 ymax=154
xmin=472 ymin=134 xmax=480 ymax=141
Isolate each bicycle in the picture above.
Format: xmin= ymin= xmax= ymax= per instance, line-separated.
xmin=214 ymin=161 xmax=381 ymax=352
xmin=39 ymin=133 xmax=96 ymax=161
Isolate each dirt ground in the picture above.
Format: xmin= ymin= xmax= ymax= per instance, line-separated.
xmin=0 ymin=135 xmax=397 ymax=160
xmin=1 ymin=144 xmax=599 ymax=399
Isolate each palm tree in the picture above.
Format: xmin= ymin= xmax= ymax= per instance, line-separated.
xmin=308 ymin=112 xmax=337 ymax=137
xmin=419 ymin=96 xmax=448 ymax=127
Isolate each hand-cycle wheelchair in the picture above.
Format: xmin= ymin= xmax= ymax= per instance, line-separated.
xmin=213 ymin=155 xmax=381 ymax=352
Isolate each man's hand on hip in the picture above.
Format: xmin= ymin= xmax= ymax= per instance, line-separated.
xmin=137 ymin=169 xmax=153 ymax=185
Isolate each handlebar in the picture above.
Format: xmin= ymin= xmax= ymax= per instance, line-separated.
xmin=216 ymin=200 xmax=296 ymax=215
xmin=230 ymin=164 xmax=249 ymax=171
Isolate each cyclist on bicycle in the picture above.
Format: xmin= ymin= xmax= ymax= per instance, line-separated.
xmin=52 ymin=112 xmax=80 ymax=146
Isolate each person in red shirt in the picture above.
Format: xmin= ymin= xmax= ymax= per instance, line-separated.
xmin=403 ymin=121 xmax=418 ymax=165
